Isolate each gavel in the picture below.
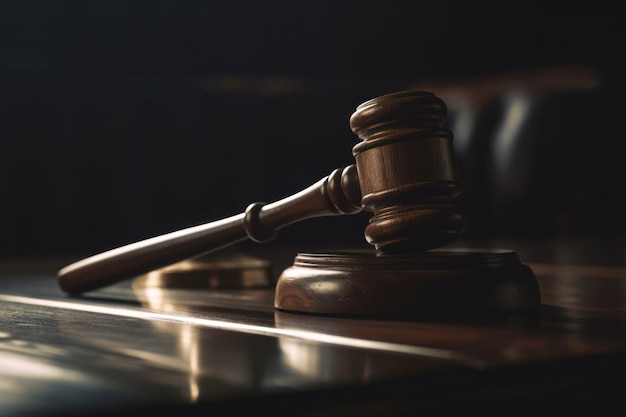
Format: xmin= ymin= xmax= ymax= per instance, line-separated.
xmin=58 ymin=91 xmax=468 ymax=295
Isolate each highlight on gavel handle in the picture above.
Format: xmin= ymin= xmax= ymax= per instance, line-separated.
xmin=57 ymin=165 xmax=362 ymax=295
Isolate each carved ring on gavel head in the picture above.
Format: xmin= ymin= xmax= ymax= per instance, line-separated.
xmin=56 ymin=91 xmax=467 ymax=295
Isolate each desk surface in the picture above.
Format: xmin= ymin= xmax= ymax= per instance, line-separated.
xmin=1 ymin=238 xmax=625 ymax=416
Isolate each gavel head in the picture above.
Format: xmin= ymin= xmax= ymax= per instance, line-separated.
xmin=350 ymin=91 xmax=468 ymax=253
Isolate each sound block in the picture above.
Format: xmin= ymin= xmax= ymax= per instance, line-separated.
xmin=274 ymin=248 xmax=541 ymax=320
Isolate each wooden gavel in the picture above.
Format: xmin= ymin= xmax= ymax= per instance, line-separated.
xmin=58 ymin=91 xmax=468 ymax=295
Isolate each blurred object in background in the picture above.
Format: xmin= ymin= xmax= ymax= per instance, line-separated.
xmin=412 ymin=66 xmax=615 ymax=240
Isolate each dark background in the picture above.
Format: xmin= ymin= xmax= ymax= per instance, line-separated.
xmin=1 ymin=1 xmax=624 ymax=258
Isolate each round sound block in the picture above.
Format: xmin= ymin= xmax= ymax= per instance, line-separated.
xmin=274 ymin=248 xmax=541 ymax=319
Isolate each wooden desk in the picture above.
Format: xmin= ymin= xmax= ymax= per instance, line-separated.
xmin=1 ymin=238 xmax=625 ymax=416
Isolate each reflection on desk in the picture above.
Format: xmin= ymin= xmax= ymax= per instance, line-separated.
xmin=1 ymin=238 xmax=625 ymax=416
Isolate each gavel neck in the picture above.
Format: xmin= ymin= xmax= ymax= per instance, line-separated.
xmin=256 ymin=164 xmax=362 ymax=234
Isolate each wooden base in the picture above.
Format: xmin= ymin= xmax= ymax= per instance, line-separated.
xmin=275 ymin=248 xmax=541 ymax=320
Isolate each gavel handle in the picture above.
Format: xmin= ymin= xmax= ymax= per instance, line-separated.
xmin=57 ymin=165 xmax=362 ymax=295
